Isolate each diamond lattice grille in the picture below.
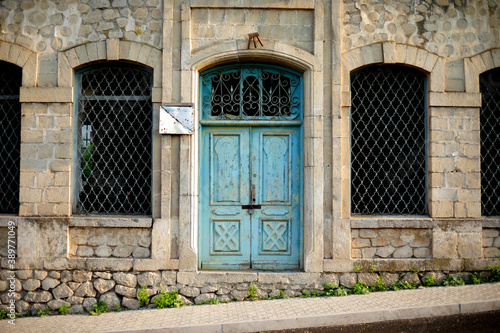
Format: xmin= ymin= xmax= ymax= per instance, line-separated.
xmin=76 ymin=65 xmax=153 ymax=215
xmin=200 ymin=64 xmax=302 ymax=120
xmin=480 ymin=68 xmax=500 ymax=216
xmin=351 ymin=66 xmax=427 ymax=215
xmin=0 ymin=61 xmax=22 ymax=214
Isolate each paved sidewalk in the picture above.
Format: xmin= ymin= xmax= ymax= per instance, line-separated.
xmin=2 ymin=283 xmax=500 ymax=333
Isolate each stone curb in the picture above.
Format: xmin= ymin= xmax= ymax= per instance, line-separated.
xmin=102 ymin=299 xmax=500 ymax=333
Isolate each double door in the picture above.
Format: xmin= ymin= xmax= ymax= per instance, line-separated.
xmin=199 ymin=126 xmax=302 ymax=270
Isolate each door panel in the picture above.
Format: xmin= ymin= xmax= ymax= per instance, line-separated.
xmin=200 ymin=126 xmax=301 ymax=270
xmin=250 ymin=128 xmax=301 ymax=270
xmin=200 ymin=128 xmax=251 ymax=269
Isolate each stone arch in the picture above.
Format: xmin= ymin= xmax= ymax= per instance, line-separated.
xmin=59 ymin=39 xmax=162 ymax=99
xmin=0 ymin=41 xmax=38 ymax=86
xmin=341 ymin=42 xmax=445 ymax=106
xmin=191 ymin=44 xmax=315 ymax=74
xmin=465 ymin=48 xmax=500 ymax=93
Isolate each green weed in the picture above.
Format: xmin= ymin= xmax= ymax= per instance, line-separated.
xmin=58 ymin=305 xmax=69 ymax=315
xmin=371 ymin=277 xmax=387 ymax=292
xmin=352 ymin=282 xmax=370 ymax=295
xmin=423 ymin=275 xmax=435 ymax=287
xmin=470 ymin=272 xmax=482 ymax=285
xmin=153 ymin=288 xmax=184 ymax=309
xmin=0 ymin=309 xmax=8 ymax=320
xmin=247 ymin=284 xmax=258 ymax=301
xmin=90 ymin=301 xmax=109 ymax=316
xmin=36 ymin=306 xmax=51 ymax=317
xmin=389 ymin=281 xmax=417 ymax=291
xmin=441 ymin=276 xmax=465 ymax=287
xmin=332 ymin=286 xmax=349 ymax=297
xmin=138 ymin=286 xmax=150 ymax=307
xmin=487 ymin=263 xmax=500 ymax=282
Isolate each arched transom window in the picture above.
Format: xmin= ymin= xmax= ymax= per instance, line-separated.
xmin=200 ymin=64 xmax=302 ymax=120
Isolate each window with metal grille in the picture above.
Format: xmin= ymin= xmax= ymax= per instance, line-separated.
xmin=200 ymin=64 xmax=302 ymax=120
xmin=350 ymin=65 xmax=427 ymax=215
xmin=480 ymin=68 xmax=500 ymax=217
xmin=74 ymin=63 xmax=153 ymax=215
xmin=0 ymin=61 xmax=22 ymax=214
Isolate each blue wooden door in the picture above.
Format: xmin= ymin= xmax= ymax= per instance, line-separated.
xmin=199 ymin=126 xmax=301 ymax=270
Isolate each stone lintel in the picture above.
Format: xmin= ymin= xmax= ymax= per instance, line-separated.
xmin=20 ymin=87 xmax=73 ymax=103
xmin=429 ymin=92 xmax=481 ymax=107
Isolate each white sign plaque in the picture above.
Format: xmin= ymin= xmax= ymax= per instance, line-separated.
xmin=159 ymin=104 xmax=194 ymax=135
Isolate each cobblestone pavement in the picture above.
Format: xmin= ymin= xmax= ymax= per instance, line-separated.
xmin=2 ymin=283 xmax=499 ymax=333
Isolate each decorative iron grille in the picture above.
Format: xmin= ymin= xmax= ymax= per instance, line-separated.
xmin=351 ymin=65 xmax=427 ymax=215
xmin=480 ymin=68 xmax=500 ymax=216
xmin=75 ymin=64 xmax=153 ymax=215
xmin=0 ymin=61 xmax=22 ymax=214
xmin=200 ymin=64 xmax=302 ymax=120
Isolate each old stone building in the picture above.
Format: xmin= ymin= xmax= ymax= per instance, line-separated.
xmin=0 ymin=0 xmax=499 ymax=314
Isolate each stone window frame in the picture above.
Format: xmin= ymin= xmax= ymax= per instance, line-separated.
xmin=53 ymin=40 xmax=178 ymax=272
xmin=341 ymin=42 xmax=443 ymax=219
xmin=59 ymin=39 xmax=163 ymax=218
xmin=72 ymin=62 xmax=154 ymax=216
xmin=464 ymin=49 xmax=500 ymax=218
xmin=0 ymin=42 xmax=37 ymax=219
xmin=349 ymin=64 xmax=428 ymax=216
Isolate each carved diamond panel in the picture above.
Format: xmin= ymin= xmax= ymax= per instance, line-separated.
xmin=212 ymin=220 xmax=240 ymax=254
xmin=260 ymin=220 xmax=290 ymax=254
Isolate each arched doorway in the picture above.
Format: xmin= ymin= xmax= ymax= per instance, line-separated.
xmin=198 ymin=63 xmax=303 ymax=270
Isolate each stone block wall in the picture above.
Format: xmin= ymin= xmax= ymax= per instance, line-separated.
xmin=483 ymin=228 xmax=500 ymax=258
xmin=0 ymin=0 xmax=499 ymax=284
xmin=351 ymin=229 xmax=432 ymax=259
xmin=191 ymin=8 xmax=314 ymax=53
xmin=19 ymin=103 xmax=73 ymax=217
xmin=428 ymin=106 xmax=481 ymax=218
xmin=0 ymin=269 xmax=494 ymax=315
xmin=69 ymin=228 xmax=152 ymax=259
xmin=342 ymin=0 xmax=499 ymax=61
xmin=0 ymin=228 xmax=8 ymax=257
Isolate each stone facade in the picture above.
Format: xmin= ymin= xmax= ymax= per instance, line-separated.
xmin=352 ymin=228 xmax=432 ymax=259
xmin=483 ymin=228 xmax=500 ymax=258
xmin=0 ymin=0 xmax=499 ymax=314
xmin=69 ymin=227 xmax=152 ymax=259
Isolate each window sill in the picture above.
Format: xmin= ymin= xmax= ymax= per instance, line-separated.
xmin=69 ymin=216 xmax=153 ymax=228
xmin=350 ymin=216 xmax=433 ymax=229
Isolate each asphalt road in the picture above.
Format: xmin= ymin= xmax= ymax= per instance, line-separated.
xmin=265 ymin=310 xmax=500 ymax=333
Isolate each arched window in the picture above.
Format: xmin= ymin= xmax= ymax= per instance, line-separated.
xmin=480 ymin=68 xmax=500 ymax=216
xmin=0 ymin=61 xmax=22 ymax=214
xmin=350 ymin=65 xmax=427 ymax=215
xmin=200 ymin=64 xmax=302 ymax=120
xmin=74 ymin=63 xmax=153 ymax=215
